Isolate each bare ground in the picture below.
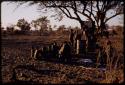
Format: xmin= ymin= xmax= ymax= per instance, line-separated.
xmin=1 ymin=33 xmax=124 ymax=84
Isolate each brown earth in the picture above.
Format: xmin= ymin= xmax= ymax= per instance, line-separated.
xmin=1 ymin=27 xmax=124 ymax=84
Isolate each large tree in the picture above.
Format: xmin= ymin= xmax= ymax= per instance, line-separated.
xmin=31 ymin=16 xmax=50 ymax=35
xmin=14 ymin=1 xmax=123 ymax=35
xmin=17 ymin=18 xmax=31 ymax=33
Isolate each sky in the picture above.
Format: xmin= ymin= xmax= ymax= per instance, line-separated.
xmin=1 ymin=1 xmax=124 ymax=30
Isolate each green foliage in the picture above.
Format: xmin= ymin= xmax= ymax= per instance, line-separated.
xmin=31 ymin=16 xmax=50 ymax=35
xmin=6 ymin=26 xmax=15 ymax=35
xmin=17 ymin=18 xmax=31 ymax=32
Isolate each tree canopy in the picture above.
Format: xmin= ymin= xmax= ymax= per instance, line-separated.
xmin=31 ymin=16 xmax=50 ymax=35
xmin=31 ymin=16 xmax=50 ymax=30
xmin=17 ymin=18 xmax=31 ymax=32
xmin=12 ymin=0 xmax=123 ymax=35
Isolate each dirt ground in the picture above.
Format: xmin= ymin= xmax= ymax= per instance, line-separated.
xmin=1 ymin=30 xmax=124 ymax=84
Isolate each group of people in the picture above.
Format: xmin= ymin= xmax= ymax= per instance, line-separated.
xmin=31 ymin=21 xmax=97 ymax=62
xmin=69 ymin=21 xmax=116 ymax=67
xmin=70 ymin=29 xmax=88 ymax=55
xmin=31 ymin=41 xmax=72 ymax=62
xmin=69 ymin=21 xmax=97 ymax=55
xmin=31 ymin=21 xmax=116 ymax=66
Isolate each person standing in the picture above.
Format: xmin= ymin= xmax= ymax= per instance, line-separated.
xmin=69 ymin=29 xmax=74 ymax=47
xmin=33 ymin=47 xmax=38 ymax=60
xmin=52 ymin=42 xmax=59 ymax=59
xmin=75 ymin=30 xmax=81 ymax=54
xmin=62 ymin=41 xmax=71 ymax=62
xmin=31 ymin=45 xmax=35 ymax=58
xmin=35 ymin=47 xmax=43 ymax=60
xmin=81 ymin=29 xmax=88 ymax=55
xmin=42 ymin=46 xmax=48 ymax=59
xmin=59 ymin=43 xmax=65 ymax=61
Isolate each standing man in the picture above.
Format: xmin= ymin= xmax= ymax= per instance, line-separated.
xmin=33 ymin=46 xmax=39 ymax=60
xmin=81 ymin=29 xmax=88 ymax=55
xmin=62 ymin=41 xmax=71 ymax=62
xmin=31 ymin=45 xmax=35 ymax=58
xmin=75 ymin=30 xmax=82 ymax=54
xmin=52 ymin=42 xmax=59 ymax=59
xmin=69 ymin=29 xmax=74 ymax=47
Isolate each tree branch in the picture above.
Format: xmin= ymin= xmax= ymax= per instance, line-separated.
xmin=63 ymin=7 xmax=72 ymax=17
xmin=104 ymin=13 xmax=122 ymax=23
xmin=96 ymin=1 xmax=100 ymax=11
xmin=59 ymin=7 xmax=79 ymax=21
xmin=59 ymin=7 xmax=69 ymax=17
xmin=76 ymin=10 xmax=93 ymax=22
xmin=90 ymin=1 xmax=92 ymax=17
xmin=47 ymin=1 xmax=83 ymax=22
xmin=81 ymin=1 xmax=88 ymax=14
xmin=73 ymin=1 xmax=82 ymax=22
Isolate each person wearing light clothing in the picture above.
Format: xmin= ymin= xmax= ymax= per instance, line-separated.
xmin=81 ymin=30 xmax=88 ymax=53
xmin=75 ymin=30 xmax=82 ymax=54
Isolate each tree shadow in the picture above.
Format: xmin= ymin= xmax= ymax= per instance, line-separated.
xmin=37 ymin=53 xmax=97 ymax=68
xmin=14 ymin=64 xmax=59 ymax=75
xmin=9 ymin=64 xmax=60 ymax=84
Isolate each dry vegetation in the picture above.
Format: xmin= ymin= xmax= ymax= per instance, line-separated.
xmin=1 ymin=26 xmax=124 ymax=84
